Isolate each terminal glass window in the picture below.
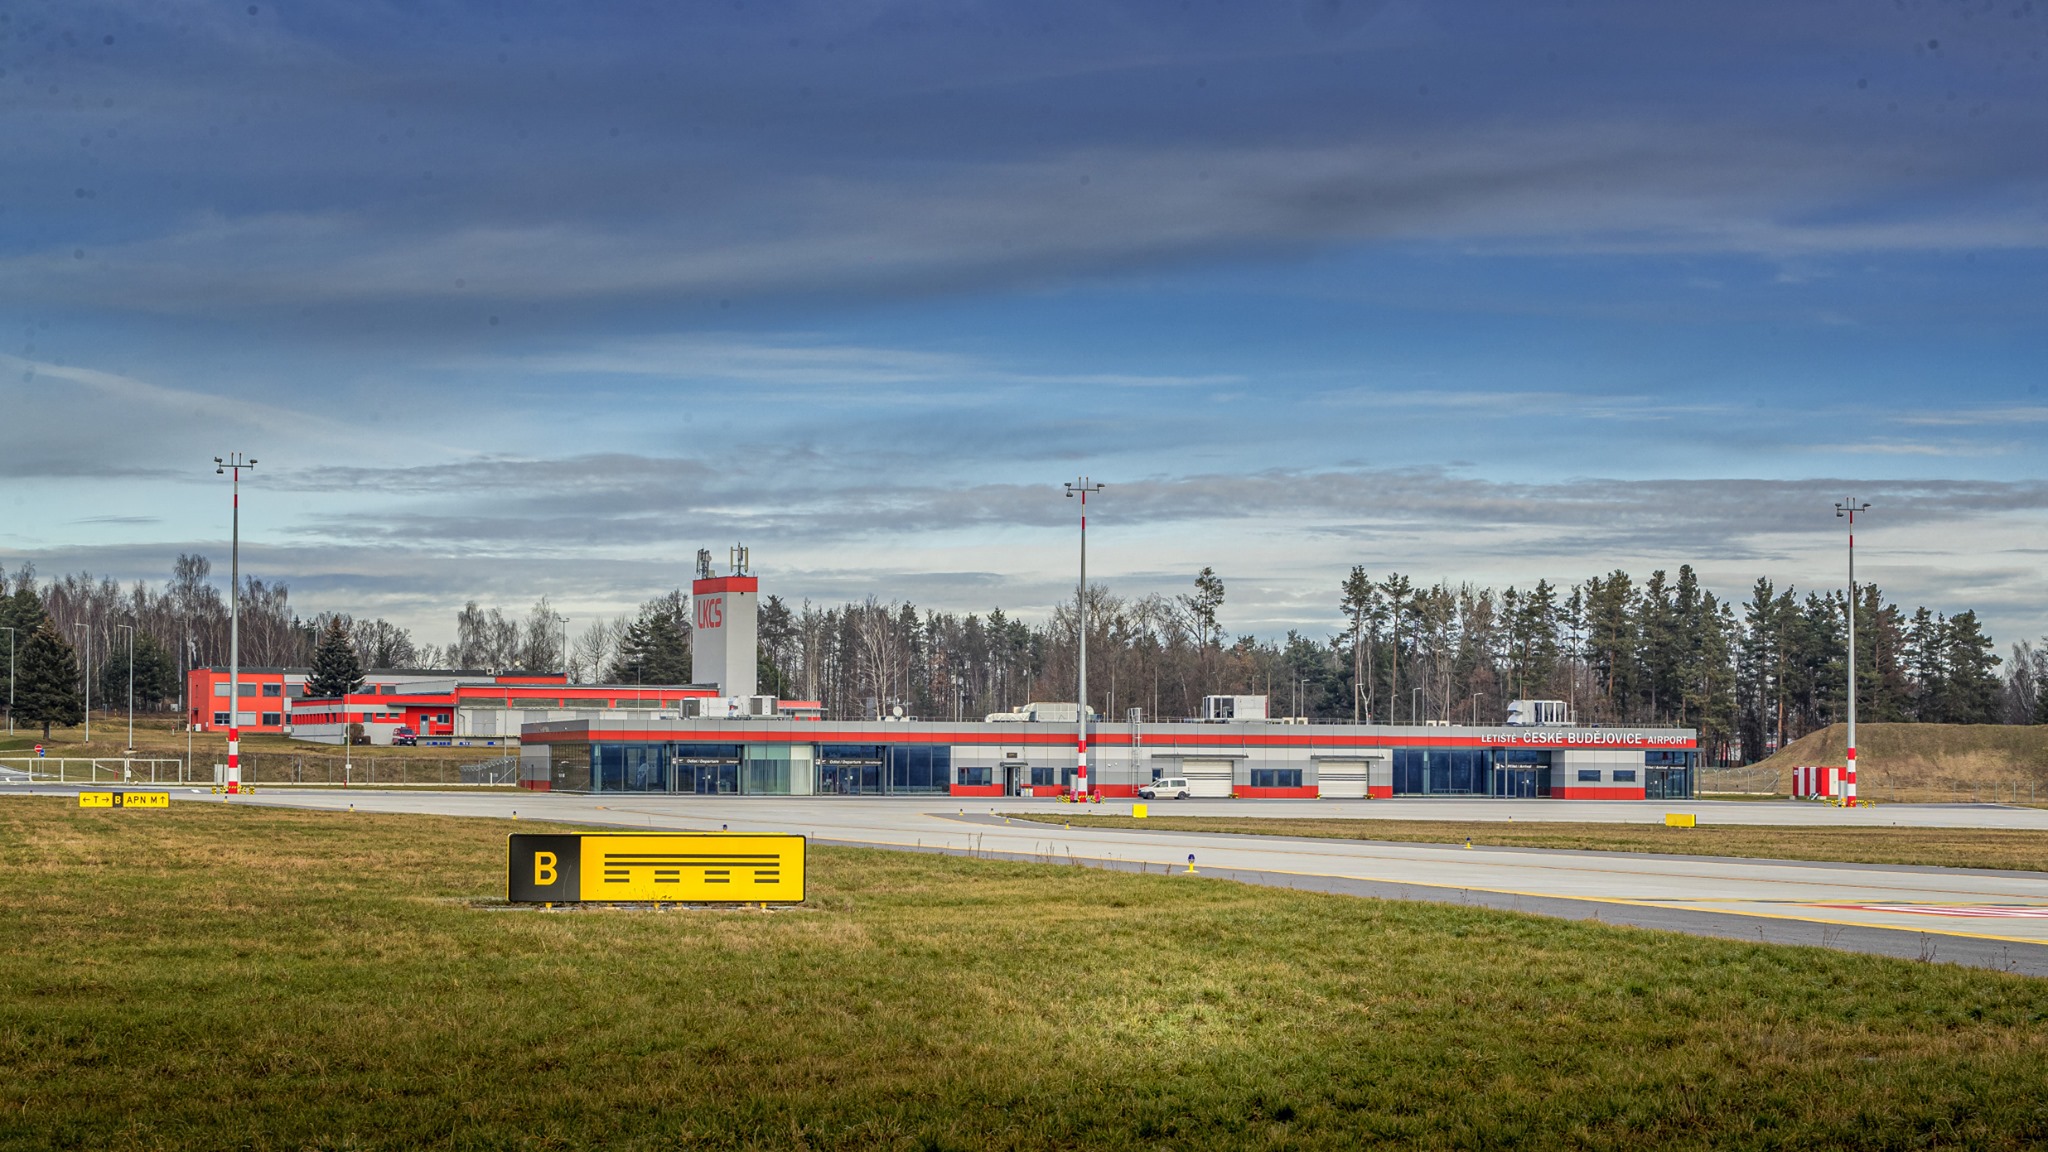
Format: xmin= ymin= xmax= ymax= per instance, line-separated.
xmin=1393 ymin=749 xmax=1424 ymax=795
xmin=743 ymin=745 xmax=797 ymax=795
xmin=958 ymin=766 xmax=993 ymax=787
xmin=818 ymin=745 xmax=884 ymax=794
xmin=1396 ymin=748 xmax=1554 ymax=797
xmin=672 ymin=743 xmax=741 ymax=794
xmin=1249 ymin=768 xmax=1302 ymax=789
xmin=262 ymin=683 xmax=282 ymax=697
xmin=1492 ymin=750 xmax=1552 ymax=798
xmin=1643 ymin=750 xmax=1695 ymax=799
xmin=1030 ymin=765 xmax=1075 ymax=788
xmin=888 ymin=745 xmax=951 ymax=793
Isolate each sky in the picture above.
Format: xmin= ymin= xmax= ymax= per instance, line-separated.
xmin=3 ymin=0 xmax=2046 ymax=649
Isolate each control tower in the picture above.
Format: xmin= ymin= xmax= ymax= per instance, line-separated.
xmin=691 ymin=545 xmax=759 ymax=698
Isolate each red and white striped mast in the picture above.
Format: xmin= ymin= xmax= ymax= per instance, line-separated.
xmin=1065 ymin=477 xmax=1104 ymax=800
xmin=217 ymin=454 xmax=256 ymax=793
xmin=1835 ymin=498 xmax=1869 ymax=808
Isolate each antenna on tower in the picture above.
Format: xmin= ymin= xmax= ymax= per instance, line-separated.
xmin=695 ymin=549 xmax=713 ymax=580
xmin=730 ymin=543 xmax=750 ymax=576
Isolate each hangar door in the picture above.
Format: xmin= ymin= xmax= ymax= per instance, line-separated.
xmin=1182 ymin=759 xmax=1234 ymax=798
xmin=1318 ymin=759 xmax=1369 ymax=799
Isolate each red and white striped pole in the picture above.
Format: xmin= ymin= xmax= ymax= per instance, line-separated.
xmin=1835 ymin=498 xmax=1869 ymax=809
xmin=217 ymin=455 xmax=256 ymax=794
xmin=1065 ymin=477 xmax=1104 ymax=801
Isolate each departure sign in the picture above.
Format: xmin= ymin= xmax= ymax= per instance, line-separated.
xmin=77 ymin=791 xmax=170 ymax=809
xmin=507 ymin=832 xmax=806 ymax=904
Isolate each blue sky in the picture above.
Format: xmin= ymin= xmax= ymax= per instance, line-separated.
xmin=3 ymin=0 xmax=2045 ymax=646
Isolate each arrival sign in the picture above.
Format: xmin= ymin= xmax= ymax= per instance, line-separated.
xmin=507 ymin=832 xmax=806 ymax=904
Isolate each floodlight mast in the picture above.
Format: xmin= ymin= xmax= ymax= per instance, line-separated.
xmin=1835 ymin=499 xmax=1870 ymax=808
xmin=2 ymin=626 xmax=14 ymax=735
xmin=117 ymin=623 xmax=135 ymax=753
xmin=1065 ymin=478 xmax=1104 ymax=800
xmin=216 ymin=455 xmax=256 ymax=793
xmin=71 ymin=622 xmax=90 ymax=744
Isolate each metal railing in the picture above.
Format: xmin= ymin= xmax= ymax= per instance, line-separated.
xmin=0 ymin=757 xmax=190 ymax=784
xmin=0 ymin=753 xmax=522 ymax=787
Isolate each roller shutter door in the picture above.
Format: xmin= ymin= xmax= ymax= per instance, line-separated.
xmin=1318 ymin=759 xmax=1369 ymax=798
xmin=1183 ymin=759 xmax=1234 ymax=798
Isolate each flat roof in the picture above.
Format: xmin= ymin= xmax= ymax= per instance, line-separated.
xmin=522 ymin=718 xmax=1697 ymax=751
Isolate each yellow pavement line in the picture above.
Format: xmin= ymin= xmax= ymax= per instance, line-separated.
xmin=915 ymin=814 xmax=2048 ymax=947
xmin=1634 ymin=900 xmax=2048 ymax=948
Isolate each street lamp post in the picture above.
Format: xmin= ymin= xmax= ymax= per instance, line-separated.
xmin=1412 ymin=686 xmax=1422 ymax=726
xmin=1064 ymin=477 xmax=1104 ymax=799
xmin=71 ymin=622 xmax=91 ymax=745
xmin=2 ymin=626 xmax=14 ymax=735
xmin=217 ymin=454 xmax=257 ymax=793
xmin=1835 ymin=499 xmax=1870 ymax=808
xmin=116 ymin=623 xmax=135 ymax=753
xmin=1471 ymin=692 xmax=1484 ymax=726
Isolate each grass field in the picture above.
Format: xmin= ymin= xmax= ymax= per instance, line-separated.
xmin=5 ymin=798 xmax=2048 ymax=1150
xmin=1750 ymin=722 xmax=2048 ymax=805
xmin=1015 ymin=813 xmax=2048 ymax=873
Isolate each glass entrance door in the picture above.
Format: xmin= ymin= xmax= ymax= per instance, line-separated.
xmin=819 ymin=745 xmax=884 ymax=795
xmin=1495 ymin=768 xmax=1544 ymax=798
xmin=1645 ymin=768 xmax=1692 ymax=800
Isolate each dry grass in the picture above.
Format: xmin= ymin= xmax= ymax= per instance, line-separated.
xmin=1019 ymin=813 xmax=2048 ymax=872
xmin=3 ymin=797 xmax=2048 ymax=1150
xmin=1746 ymin=723 xmax=2048 ymax=804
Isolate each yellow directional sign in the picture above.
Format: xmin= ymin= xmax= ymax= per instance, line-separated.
xmin=78 ymin=791 xmax=169 ymax=809
xmin=508 ymin=832 xmax=806 ymax=904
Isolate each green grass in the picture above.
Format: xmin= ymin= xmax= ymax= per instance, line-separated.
xmin=4 ymin=798 xmax=2048 ymax=1150
xmin=1021 ymin=813 xmax=2048 ymax=873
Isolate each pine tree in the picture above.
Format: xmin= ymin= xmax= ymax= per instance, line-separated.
xmin=307 ymin=616 xmax=365 ymax=699
xmin=609 ymin=601 xmax=692 ymax=684
xmin=1339 ymin=567 xmax=1378 ymax=723
xmin=1181 ymin=568 xmax=1225 ymax=647
xmin=0 ymin=584 xmax=50 ymax=725
xmin=97 ymin=631 xmax=179 ymax=711
xmin=1941 ymin=610 xmax=2002 ymax=724
xmin=16 ymin=619 xmax=83 ymax=739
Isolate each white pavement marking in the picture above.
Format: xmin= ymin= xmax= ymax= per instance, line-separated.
xmin=168 ymin=790 xmax=2048 ymax=949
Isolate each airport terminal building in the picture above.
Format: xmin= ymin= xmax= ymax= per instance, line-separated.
xmin=519 ymin=706 xmax=1700 ymax=801
xmin=515 ymin=553 xmax=1699 ymax=802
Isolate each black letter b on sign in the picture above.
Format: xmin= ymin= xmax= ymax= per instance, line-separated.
xmin=508 ymin=834 xmax=581 ymax=902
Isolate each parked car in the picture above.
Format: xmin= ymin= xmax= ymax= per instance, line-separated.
xmin=1137 ymin=777 xmax=1190 ymax=800
xmin=391 ymin=726 xmax=418 ymax=747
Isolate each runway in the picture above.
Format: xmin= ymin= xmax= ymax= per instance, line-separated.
xmin=25 ymin=785 xmax=2048 ymax=975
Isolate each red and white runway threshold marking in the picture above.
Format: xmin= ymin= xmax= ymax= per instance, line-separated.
xmin=1817 ymin=904 xmax=2048 ymax=919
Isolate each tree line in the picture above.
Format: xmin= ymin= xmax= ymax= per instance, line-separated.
xmin=1 ymin=556 xmax=2037 ymax=762
xmin=749 ymin=564 xmax=2024 ymax=766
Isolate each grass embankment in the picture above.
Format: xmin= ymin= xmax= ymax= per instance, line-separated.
xmin=1750 ymin=723 xmax=2048 ymax=805
xmin=5 ymin=800 xmax=2048 ymax=1149
xmin=1018 ymin=814 xmax=2048 ymax=873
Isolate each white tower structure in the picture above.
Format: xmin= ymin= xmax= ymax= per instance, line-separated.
xmin=691 ymin=545 xmax=759 ymax=698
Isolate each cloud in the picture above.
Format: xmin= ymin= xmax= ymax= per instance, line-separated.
xmin=10 ymin=115 xmax=2047 ymax=328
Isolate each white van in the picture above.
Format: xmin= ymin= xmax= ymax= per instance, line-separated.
xmin=1138 ymin=777 xmax=1190 ymax=800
